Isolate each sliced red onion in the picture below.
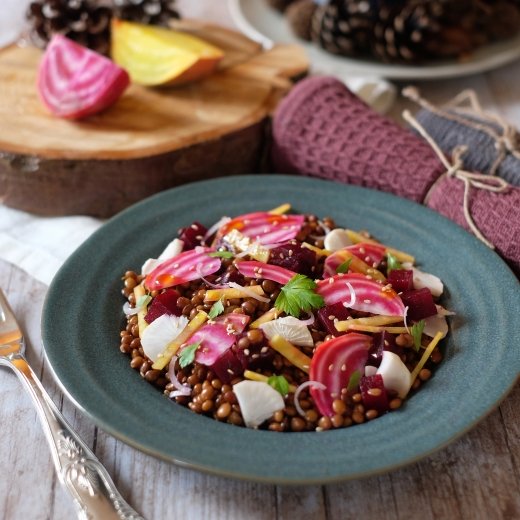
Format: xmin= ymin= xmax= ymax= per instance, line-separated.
xmin=122 ymin=301 xmax=140 ymax=316
xmin=317 ymin=219 xmax=331 ymax=234
xmin=293 ymin=312 xmax=315 ymax=327
xmin=195 ymin=263 xmax=228 ymax=289
xmin=403 ymin=306 xmax=410 ymax=334
xmin=167 ymin=356 xmax=191 ymax=397
xmin=294 ymin=380 xmax=327 ymax=417
xmin=342 ymin=282 xmax=356 ymax=308
xmin=228 ymin=282 xmax=271 ymax=303
xmin=204 ymin=216 xmax=231 ymax=241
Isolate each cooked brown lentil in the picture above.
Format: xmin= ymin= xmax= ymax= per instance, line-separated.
xmin=118 ymin=213 xmax=447 ymax=432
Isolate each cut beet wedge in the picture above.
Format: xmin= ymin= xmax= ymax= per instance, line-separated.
xmin=309 ymin=333 xmax=372 ymax=417
xmin=346 ymin=243 xmax=386 ymax=268
xmin=217 ymin=212 xmax=305 ymax=245
xmin=316 ymin=273 xmax=406 ymax=317
xmin=145 ymin=247 xmax=221 ymax=290
xmin=111 ymin=19 xmax=223 ymax=86
xmin=235 ymin=261 xmax=296 ymax=285
xmin=189 ymin=314 xmax=250 ymax=366
xmin=37 ymin=34 xmax=130 ymax=119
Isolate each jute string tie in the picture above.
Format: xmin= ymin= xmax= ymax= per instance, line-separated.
xmin=402 ymin=108 xmax=510 ymax=250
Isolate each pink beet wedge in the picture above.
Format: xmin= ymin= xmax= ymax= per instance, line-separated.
xmin=37 ymin=34 xmax=130 ymax=119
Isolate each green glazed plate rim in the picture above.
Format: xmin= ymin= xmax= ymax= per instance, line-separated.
xmin=42 ymin=175 xmax=520 ymax=484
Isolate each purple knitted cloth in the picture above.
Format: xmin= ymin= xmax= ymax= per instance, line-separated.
xmin=271 ymin=76 xmax=520 ymax=276
xmin=271 ymin=76 xmax=444 ymax=203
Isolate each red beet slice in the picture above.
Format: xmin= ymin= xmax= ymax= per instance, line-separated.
xmin=387 ymin=269 xmax=414 ymax=293
xmin=37 ymin=34 xmax=129 ymax=119
xmin=316 ymin=303 xmax=351 ymax=336
xmin=178 ymin=222 xmax=208 ymax=250
xmin=144 ymin=288 xmax=181 ymax=323
xmin=268 ymin=242 xmax=317 ymax=277
xmin=360 ymin=374 xmax=389 ymax=412
xmin=210 ymin=349 xmax=244 ymax=384
xmin=368 ymin=331 xmax=401 ymax=366
xmin=401 ymin=288 xmax=437 ymax=321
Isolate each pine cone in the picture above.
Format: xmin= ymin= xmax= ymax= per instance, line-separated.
xmin=27 ymin=0 xmax=112 ymax=55
xmin=311 ymin=0 xmax=379 ymax=57
xmin=113 ymin=0 xmax=180 ymax=27
xmin=286 ymin=0 xmax=318 ymax=41
xmin=476 ymin=0 xmax=520 ymax=42
xmin=372 ymin=0 xmax=480 ymax=63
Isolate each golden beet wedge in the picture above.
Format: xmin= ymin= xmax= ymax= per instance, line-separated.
xmin=111 ymin=19 xmax=224 ymax=86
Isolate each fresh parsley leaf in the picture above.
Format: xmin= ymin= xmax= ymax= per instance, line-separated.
xmin=208 ymin=298 xmax=225 ymax=320
xmin=178 ymin=341 xmax=201 ymax=368
xmin=336 ymin=258 xmax=352 ymax=274
xmin=411 ymin=320 xmax=425 ymax=352
xmin=346 ymin=370 xmax=361 ymax=393
xmin=208 ymin=251 xmax=234 ymax=259
xmin=274 ymin=274 xmax=325 ymax=318
xmin=267 ymin=375 xmax=290 ymax=396
xmin=386 ymin=252 xmax=402 ymax=274
xmin=136 ymin=294 xmax=152 ymax=309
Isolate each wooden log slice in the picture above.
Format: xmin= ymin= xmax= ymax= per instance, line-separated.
xmin=0 ymin=21 xmax=308 ymax=217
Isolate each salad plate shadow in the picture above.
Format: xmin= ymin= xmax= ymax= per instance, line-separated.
xmin=42 ymin=175 xmax=520 ymax=484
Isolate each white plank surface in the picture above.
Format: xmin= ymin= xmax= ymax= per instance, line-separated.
xmin=1 ymin=1 xmax=520 ymax=519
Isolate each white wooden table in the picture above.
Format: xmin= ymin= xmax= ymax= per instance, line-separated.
xmin=1 ymin=2 xmax=519 ymax=519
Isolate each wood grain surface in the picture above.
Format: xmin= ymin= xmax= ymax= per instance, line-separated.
xmin=0 ymin=1 xmax=519 ymax=519
xmin=1 ymin=258 xmax=518 ymax=520
xmin=0 ymin=20 xmax=307 ymax=217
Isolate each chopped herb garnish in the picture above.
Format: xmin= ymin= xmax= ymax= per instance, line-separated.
xmin=136 ymin=294 xmax=152 ymax=308
xmin=178 ymin=341 xmax=201 ymax=368
xmin=208 ymin=251 xmax=234 ymax=259
xmin=208 ymin=298 xmax=225 ymax=320
xmin=275 ymin=274 xmax=325 ymax=318
xmin=267 ymin=375 xmax=290 ymax=396
xmin=336 ymin=258 xmax=352 ymax=274
xmin=411 ymin=320 xmax=425 ymax=352
xmin=386 ymin=252 xmax=402 ymax=273
xmin=346 ymin=370 xmax=361 ymax=393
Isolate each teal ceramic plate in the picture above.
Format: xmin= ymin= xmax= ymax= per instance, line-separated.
xmin=42 ymin=175 xmax=520 ymax=484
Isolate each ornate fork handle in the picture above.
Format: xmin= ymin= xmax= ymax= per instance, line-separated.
xmin=1 ymin=352 xmax=145 ymax=520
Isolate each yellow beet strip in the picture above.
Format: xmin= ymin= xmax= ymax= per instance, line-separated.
xmin=268 ymin=203 xmax=291 ymax=215
xmin=243 ymin=370 xmax=297 ymax=392
xmin=250 ymin=308 xmax=282 ymax=329
xmin=269 ymin=335 xmax=311 ymax=374
xmin=133 ymin=284 xmax=148 ymax=337
xmin=410 ymin=331 xmax=444 ymax=384
xmin=152 ymin=311 xmax=208 ymax=370
xmin=342 ymin=324 xmax=409 ymax=334
xmin=335 ymin=315 xmax=404 ymax=332
xmin=205 ymin=285 xmax=267 ymax=302
xmin=301 ymin=242 xmax=332 ymax=257
xmin=345 ymin=229 xmax=415 ymax=264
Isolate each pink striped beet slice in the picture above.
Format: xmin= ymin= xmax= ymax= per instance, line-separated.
xmin=37 ymin=34 xmax=130 ymax=119
xmin=217 ymin=212 xmax=304 ymax=245
xmin=235 ymin=261 xmax=296 ymax=285
xmin=316 ymin=273 xmax=405 ymax=317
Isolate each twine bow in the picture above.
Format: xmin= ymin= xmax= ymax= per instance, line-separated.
xmin=402 ymin=109 xmax=510 ymax=250
xmin=403 ymin=87 xmax=520 ymax=177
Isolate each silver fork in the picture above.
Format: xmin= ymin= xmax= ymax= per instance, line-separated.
xmin=0 ymin=289 xmax=145 ymax=520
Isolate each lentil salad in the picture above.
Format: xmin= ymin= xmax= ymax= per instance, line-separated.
xmin=119 ymin=206 xmax=450 ymax=432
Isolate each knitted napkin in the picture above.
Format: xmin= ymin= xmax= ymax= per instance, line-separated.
xmin=406 ymin=89 xmax=520 ymax=187
xmin=271 ymin=76 xmax=520 ymax=276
